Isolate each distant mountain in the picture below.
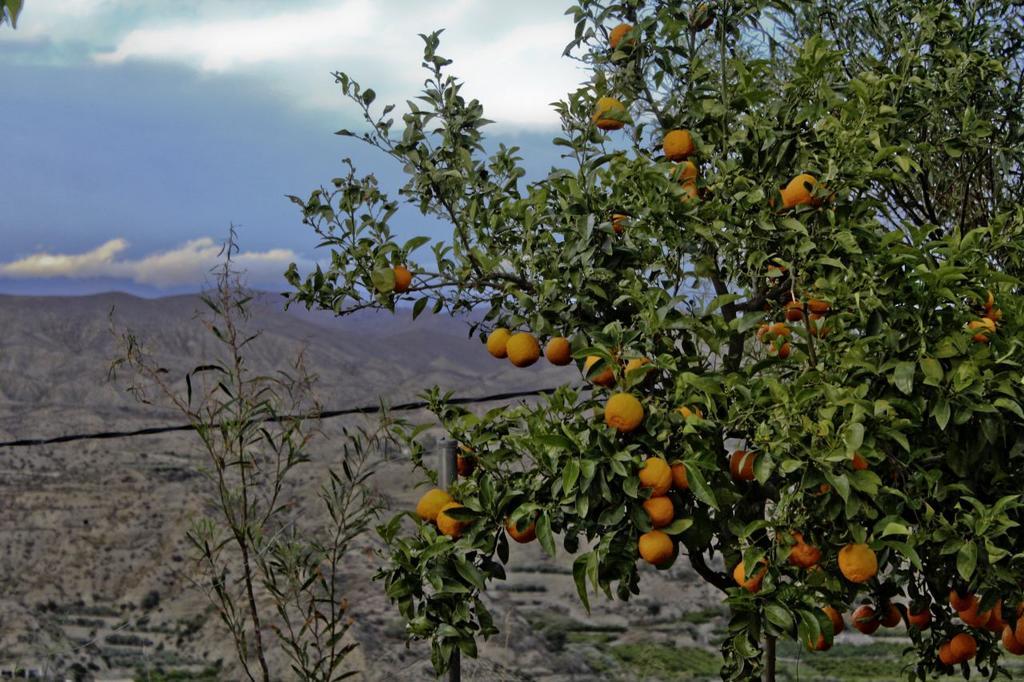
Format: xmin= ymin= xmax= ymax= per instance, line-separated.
xmin=0 ymin=291 xmax=573 ymax=441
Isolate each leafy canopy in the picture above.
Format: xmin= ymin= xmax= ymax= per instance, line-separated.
xmin=287 ymin=1 xmax=1024 ymax=679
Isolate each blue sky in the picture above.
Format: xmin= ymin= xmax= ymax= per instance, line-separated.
xmin=0 ymin=1 xmax=583 ymax=296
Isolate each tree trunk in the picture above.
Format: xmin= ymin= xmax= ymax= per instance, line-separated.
xmin=763 ymin=635 xmax=776 ymax=682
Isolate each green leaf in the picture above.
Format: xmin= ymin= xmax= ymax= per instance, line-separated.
xmin=881 ymin=522 xmax=910 ymax=537
xmin=824 ymin=471 xmax=850 ymax=502
xmin=887 ymin=541 xmax=923 ymax=571
xmin=684 ymin=465 xmax=719 ymax=510
xmin=371 ymin=267 xmax=395 ymax=293
xmin=932 ymin=396 xmax=950 ymax=430
xmin=536 ymin=512 xmax=556 ymax=558
xmin=778 ymin=217 xmax=808 ymax=235
xmin=662 ymin=518 xmax=694 ymax=535
xmin=453 ymin=556 xmax=486 ymax=591
xmin=957 ymin=542 xmax=978 ymax=581
xmin=844 ymin=423 xmax=865 ymax=455
xmin=404 ymin=235 xmax=431 ymax=252
xmin=893 ymin=361 xmax=915 ymax=395
xmin=994 ymin=398 xmax=1024 ymax=420
xmin=412 ymin=297 xmax=428 ymax=320
xmin=5 ymin=0 xmax=21 ymax=28
xmin=920 ymin=358 xmax=944 ymax=385
xmin=562 ymin=459 xmax=580 ymax=495
xmin=765 ymin=603 xmax=795 ymax=632
xmin=572 ymin=554 xmax=591 ymax=613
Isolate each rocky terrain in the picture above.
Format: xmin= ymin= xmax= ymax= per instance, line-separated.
xmin=0 ymin=292 xmax=1013 ymax=681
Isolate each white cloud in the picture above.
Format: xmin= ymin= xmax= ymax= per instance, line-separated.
xmin=0 ymin=238 xmax=304 ymax=288
xmin=94 ymin=1 xmax=377 ymax=71
xmin=90 ymin=1 xmax=581 ymax=129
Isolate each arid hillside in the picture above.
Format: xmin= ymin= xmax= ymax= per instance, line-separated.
xmin=0 ymin=293 xmax=990 ymax=681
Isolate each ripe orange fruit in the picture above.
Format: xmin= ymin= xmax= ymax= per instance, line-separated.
xmin=674 ymin=160 xmax=698 ymax=183
xmin=823 ymin=606 xmax=844 ymax=635
xmin=851 ymin=453 xmax=869 ymax=471
xmin=1015 ymin=613 xmax=1024 ymax=646
xmin=807 ymin=633 xmax=830 ymax=652
xmin=393 ymin=265 xmax=413 ymax=293
xmin=985 ymin=307 xmax=1004 ymax=322
xmin=677 ymin=405 xmax=703 ymax=419
xmin=838 ymin=543 xmax=877 ymax=583
xmin=758 ymin=322 xmax=790 ymax=345
xmin=958 ymin=598 xmax=991 ymax=628
xmin=785 ymin=300 xmax=804 ymax=321
xmin=584 ymin=355 xmax=615 ymax=387
xmin=949 ymin=589 xmax=974 ymax=612
xmin=415 ymin=488 xmax=453 ymax=523
xmin=505 ymin=515 xmax=537 ymax=543
xmin=545 ymin=336 xmax=572 ymax=365
xmin=779 ymin=173 xmax=818 ymax=209
xmin=729 ymin=450 xmax=757 ymax=482
xmin=663 ymin=129 xmax=695 ymax=161
xmin=624 ymin=357 xmax=651 ymax=376
xmin=670 ymin=461 xmax=689 ymax=490
xmin=852 ymin=605 xmax=880 ymax=635
xmin=807 ymin=298 xmax=830 ymax=315
xmin=608 ymin=22 xmax=633 ymax=49
xmin=938 ymin=642 xmax=956 ymax=666
xmin=456 ymin=454 xmax=475 ymax=477
xmin=679 ymin=181 xmax=699 ymax=202
xmin=949 ymin=632 xmax=977 ymax=663
xmin=611 ymin=213 xmax=628 ymax=234
xmin=604 ymin=393 xmax=644 ymax=433
xmin=788 ymin=533 xmax=822 ymax=569
xmin=642 ymin=496 xmax=675 ymax=528
xmin=1003 ymin=625 xmax=1024 ymax=655
xmin=968 ymin=317 xmax=996 ymax=343
xmin=906 ymin=606 xmax=931 ymax=630
xmin=593 ymin=96 xmax=627 ymax=130
xmin=880 ymin=603 xmax=902 ymax=628
xmin=985 ymin=600 xmax=1006 ymax=632
xmin=437 ymin=501 xmax=467 ymax=538
xmin=732 ymin=559 xmax=767 ymax=593
xmin=506 ymin=332 xmax=540 ymax=367
xmin=638 ymin=530 xmax=675 ymax=566
xmin=486 ymin=328 xmax=511 ymax=358
xmin=777 ymin=342 xmax=792 ymax=360
xmin=639 ymin=457 xmax=672 ymax=497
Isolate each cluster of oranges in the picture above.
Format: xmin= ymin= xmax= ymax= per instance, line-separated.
xmin=414 ymin=488 xmax=465 ymax=538
xmin=415 ymin=485 xmax=538 ymax=545
xmin=594 ymin=23 xmax=827 ymax=215
xmin=596 ymin=20 xmax=831 ymax=227
xmin=485 ymin=329 xmax=653 ymax=433
xmin=485 ymin=328 xmax=573 ymax=368
xmin=756 ymin=297 xmax=831 ymax=359
xmin=635 ymin=456 xmax=691 ymax=567
xmin=839 ymin=585 xmax=1024 ymax=659
xmin=968 ymin=291 xmax=1002 ymax=344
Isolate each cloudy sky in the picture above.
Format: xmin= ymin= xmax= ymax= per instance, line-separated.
xmin=0 ymin=1 xmax=584 ymax=296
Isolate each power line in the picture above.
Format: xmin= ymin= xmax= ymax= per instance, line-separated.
xmin=0 ymin=385 xmax=575 ymax=449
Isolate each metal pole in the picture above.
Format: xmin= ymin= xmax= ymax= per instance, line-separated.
xmin=440 ymin=439 xmax=458 ymax=492
xmin=440 ymin=440 xmax=461 ymax=682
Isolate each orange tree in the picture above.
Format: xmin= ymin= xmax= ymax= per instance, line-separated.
xmin=285 ymin=1 xmax=1024 ymax=679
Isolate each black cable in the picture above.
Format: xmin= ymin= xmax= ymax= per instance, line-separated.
xmin=0 ymin=385 xmax=576 ymax=449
